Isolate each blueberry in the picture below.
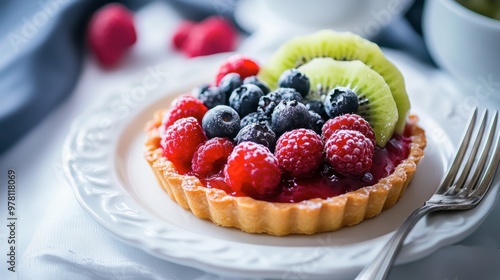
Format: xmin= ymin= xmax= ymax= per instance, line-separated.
xmin=308 ymin=110 xmax=325 ymax=135
xmin=202 ymin=105 xmax=240 ymax=139
xmin=219 ymin=73 xmax=243 ymax=104
xmin=234 ymin=122 xmax=277 ymax=151
xmin=229 ymin=84 xmax=264 ymax=118
xmin=243 ymin=76 xmax=270 ymax=94
xmin=195 ymin=86 xmax=225 ymax=109
xmin=192 ymin=83 xmax=210 ymax=97
xmin=324 ymin=87 xmax=359 ymax=118
xmin=271 ymin=100 xmax=311 ymax=137
xmin=276 ymin=87 xmax=303 ymax=102
xmin=240 ymin=112 xmax=270 ymax=129
xmin=257 ymin=88 xmax=302 ymax=116
xmin=278 ymin=69 xmax=310 ymax=97
xmin=305 ymin=100 xmax=328 ymax=120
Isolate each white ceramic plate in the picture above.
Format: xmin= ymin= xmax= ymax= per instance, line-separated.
xmin=62 ymin=51 xmax=500 ymax=280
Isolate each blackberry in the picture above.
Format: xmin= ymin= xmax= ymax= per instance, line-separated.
xmin=305 ymin=100 xmax=328 ymax=120
xmin=308 ymin=110 xmax=325 ymax=135
xmin=243 ymin=76 xmax=270 ymax=94
xmin=240 ymin=112 xmax=270 ymax=128
xmin=195 ymin=86 xmax=225 ymax=109
xmin=278 ymin=69 xmax=310 ymax=97
xmin=324 ymin=86 xmax=359 ymax=118
xmin=257 ymin=92 xmax=280 ymax=116
xmin=219 ymin=73 xmax=242 ymax=104
xmin=257 ymin=88 xmax=302 ymax=116
xmin=271 ymin=100 xmax=311 ymax=137
xmin=229 ymin=84 xmax=264 ymax=118
xmin=202 ymin=105 xmax=240 ymax=139
xmin=234 ymin=122 xmax=277 ymax=151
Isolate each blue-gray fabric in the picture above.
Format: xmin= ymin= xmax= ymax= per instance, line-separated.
xmin=0 ymin=0 xmax=428 ymax=154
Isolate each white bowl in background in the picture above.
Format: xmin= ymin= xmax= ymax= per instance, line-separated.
xmin=423 ymin=0 xmax=500 ymax=99
xmin=252 ymin=0 xmax=414 ymax=37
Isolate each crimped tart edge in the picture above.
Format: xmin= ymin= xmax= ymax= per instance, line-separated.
xmin=144 ymin=113 xmax=426 ymax=236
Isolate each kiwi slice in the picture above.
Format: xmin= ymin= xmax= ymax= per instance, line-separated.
xmin=297 ymin=58 xmax=398 ymax=147
xmin=258 ymin=30 xmax=410 ymax=134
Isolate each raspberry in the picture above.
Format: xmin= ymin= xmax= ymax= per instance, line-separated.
xmin=87 ymin=3 xmax=137 ymax=68
xmin=224 ymin=142 xmax=282 ymax=199
xmin=172 ymin=20 xmax=195 ymax=50
xmin=161 ymin=117 xmax=207 ymax=166
xmin=275 ymin=129 xmax=323 ymax=177
xmin=324 ymin=130 xmax=374 ymax=177
xmin=163 ymin=95 xmax=208 ymax=128
xmin=215 ymin=55 xmax=260 ymax=85
xmin=182 ymin=17 xmax=237 ymax=58
xmin=192 ymin=138 xmax=234 ymax=176
xmin=322 ymin=114 xmax=376 ymax=146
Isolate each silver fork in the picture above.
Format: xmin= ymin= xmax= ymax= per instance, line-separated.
xmin=356 ymin=108 xmax=500 ymax=280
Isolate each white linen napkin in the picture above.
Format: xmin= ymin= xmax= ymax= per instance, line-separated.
xmin=17 ymin=1 xmax=500 ymax=280
xmin=19 ymin=186 xmax=240 ymax=280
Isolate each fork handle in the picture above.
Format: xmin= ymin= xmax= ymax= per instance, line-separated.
xmin=355 ymin=204 xmax=440 ymax=280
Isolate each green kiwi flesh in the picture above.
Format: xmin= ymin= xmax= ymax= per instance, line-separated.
xmin=258 ymin=30 xmax=410 ymax=134
xmin=297 ymin=58 xmax=398 ymax=147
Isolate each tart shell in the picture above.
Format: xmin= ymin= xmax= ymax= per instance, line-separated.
xmin=145 ymin=112 xmax=426 ymax=236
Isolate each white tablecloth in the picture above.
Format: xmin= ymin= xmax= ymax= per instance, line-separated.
xmin=1 ymin=2 xmax=499 ymax=280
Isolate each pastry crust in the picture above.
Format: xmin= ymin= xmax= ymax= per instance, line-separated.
xmin=145 ymin=112 xmax=426 ymax=236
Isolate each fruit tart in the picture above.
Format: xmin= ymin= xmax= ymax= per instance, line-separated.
xmin=144 ymin=30 xmax=426 ymax=236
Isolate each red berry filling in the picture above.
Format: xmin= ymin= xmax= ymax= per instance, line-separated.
xmin=224 ymin=142 xmax=282 ymax=199
xmin=162 ymin=119 xmax=411 ymax=203
xmin=192 ymin=138 xmax=234 ymax=176
xmin=163 ymin=95 xmax=208 ymax=128
xmin=322 ymin=114 xmax=376 ymax=146
xmin=324 ymin=130 xmax=375 ymax=177
xmin=202 ymin=133 xmax=411 ymax=203
xmin=275 ymin=129 xmax=323 ymax=177
xmin=161 ymin=117 xmax=207 ymax=167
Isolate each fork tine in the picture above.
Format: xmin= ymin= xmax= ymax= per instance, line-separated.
xmin=449 ymin=110 xmax=489 ymax=195
xmin=471 ymin=111 xmax=500 ymax=199
xmin=436 ymin=108 xmax=478 ymax=194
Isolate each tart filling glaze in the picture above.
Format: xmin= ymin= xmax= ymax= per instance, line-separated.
xmin=144 ymin=112 xmax=426 ymax=236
